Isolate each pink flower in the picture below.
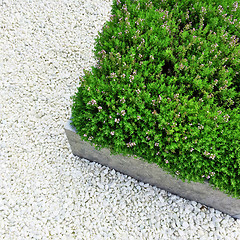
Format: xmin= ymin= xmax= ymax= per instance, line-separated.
xmin=126 ymin=142 xmax=136 ymax=147
xmin=129 ymin=75 xmax=134 ymax=82
xmin=136 ymin=89 xmax=141 ymax=94
xmin=115 ymin=118 xmax=120 ymax=123
xmin=120 ymin=98 xmax=125 ymax=103
xmin=152 ymin=110 xmax=157 ymax=115
xmin=110 ymin=131 xmax=115 ymax=135
xmin=209 ymin=154 xmax=216 ymax=159
xmin=87 ymin=99 xmax=97 ymax=105
xmin=121 ymin=110 xmax=126 ymax=116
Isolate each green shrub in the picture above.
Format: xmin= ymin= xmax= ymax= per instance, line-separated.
xmin=71 ymin=0 xmax=240 ymax=198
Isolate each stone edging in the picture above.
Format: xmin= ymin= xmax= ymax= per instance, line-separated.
xmin=65 ymin=119 xmax=240 ymax=219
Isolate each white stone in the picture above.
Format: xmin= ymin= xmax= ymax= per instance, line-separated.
xmin=182 ymin=222 xmax=189 ymax=229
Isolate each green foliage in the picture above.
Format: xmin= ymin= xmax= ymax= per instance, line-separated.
xmin=71 ymin=0 xmax=240 ymax=198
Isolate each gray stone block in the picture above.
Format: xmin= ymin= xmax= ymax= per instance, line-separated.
xmin=65 ymin=119 xmax=240 ymax=219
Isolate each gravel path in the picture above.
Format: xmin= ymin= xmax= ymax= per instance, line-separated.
xmin=0 ymin=0 xmax=240 ymax=239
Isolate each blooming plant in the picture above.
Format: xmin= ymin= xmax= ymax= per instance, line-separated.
xmin=71 ymin=0 xmax=240 ymax=198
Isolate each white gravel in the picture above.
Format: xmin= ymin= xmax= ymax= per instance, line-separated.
xmin=0 ymin=0 xmax=240 ymax=239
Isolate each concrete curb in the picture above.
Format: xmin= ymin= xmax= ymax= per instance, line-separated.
xmin=65 ymin=119 xmax=240 ymax=220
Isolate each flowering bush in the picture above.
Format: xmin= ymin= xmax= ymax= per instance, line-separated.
xmin=71 ymin=0 xmax=240 ymax=198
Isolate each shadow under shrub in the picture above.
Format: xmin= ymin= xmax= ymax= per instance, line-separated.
xmin=71 ymin=0 xmax=240 ymax=198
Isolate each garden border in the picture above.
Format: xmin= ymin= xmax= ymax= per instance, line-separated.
xmin=65 ymin=118 xmax=240 ymax=219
